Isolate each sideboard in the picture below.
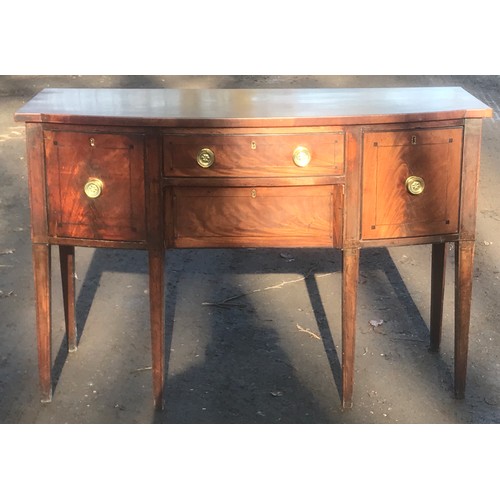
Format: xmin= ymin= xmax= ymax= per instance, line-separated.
xmin=15 ymin=87 xmax=492 ymax=410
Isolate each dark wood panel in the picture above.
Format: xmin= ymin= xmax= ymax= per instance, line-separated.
xmin=144 ymin=133 xmax=163 ymax=247
xmin=361 ymin=127 xmax=463 ymax=239
xmin=170 ymin=185 xmax=343 ymax=248
xmin=25 ymin=123 xmax=48 ymax=239
xmin=164 ymin=132 xmax=344 ymax=177
xmin=460 ymin=119 xmax=483 ymax=239
xmin=44 ymin=130 xmax=147 ymax=241
xmin=344 ymin=127 xmax=362 ymax=245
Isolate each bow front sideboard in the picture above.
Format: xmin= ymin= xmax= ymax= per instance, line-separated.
xmin=15 ymin=87 xmax=492 ymax=411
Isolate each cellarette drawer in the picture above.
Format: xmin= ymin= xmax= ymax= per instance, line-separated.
xmin=44 ymin=130 xmax=147 ymax=241
xmin=167 ymin=184 xmax=343 ymax=248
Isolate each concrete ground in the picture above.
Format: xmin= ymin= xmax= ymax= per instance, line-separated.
xmin=0 ymin=75 xmax=499 ymax=424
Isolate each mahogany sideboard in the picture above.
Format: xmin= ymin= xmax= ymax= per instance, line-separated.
xmin=15 ymin=87 xmax=492 ymax=411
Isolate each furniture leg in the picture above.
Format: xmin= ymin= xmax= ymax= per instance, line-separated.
xmin=342 ymin=247 xmax=360 ymax=408
xmin=32 ymin=243 xmax=52 ymax=403
xmin=149 ymin=248 xmax=165 ymax=410
xmin=430 ymin=242 xmax=447 ymax=351
xmin=59 ymin=245 xmax=77 ymax=352
xmin=454 ymin=240 xmax=475 ymax=399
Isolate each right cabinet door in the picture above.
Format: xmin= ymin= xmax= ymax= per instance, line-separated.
xmin=361 ymin=127 xmax=463 ymax=240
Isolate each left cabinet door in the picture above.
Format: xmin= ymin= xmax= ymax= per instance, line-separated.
xmin=44 ymin=130 xmax=147 ymax=242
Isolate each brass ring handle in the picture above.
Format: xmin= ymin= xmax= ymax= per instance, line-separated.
xmin=197 ymin=148 xmax=215 ymax=168
xmin=84 ymin=178 xmax=104 ymax=199
xmin=293 ymin=146 xmax=311 ymax=167
xmin=405 ymin=175 xmax=425 ymax=195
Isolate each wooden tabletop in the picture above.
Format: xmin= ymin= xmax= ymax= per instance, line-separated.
xmin=15 ymin=87 xmax=493 ymax=127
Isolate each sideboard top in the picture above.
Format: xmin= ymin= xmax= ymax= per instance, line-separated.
xmin=15 ymin=87 xmax=493 ymax=127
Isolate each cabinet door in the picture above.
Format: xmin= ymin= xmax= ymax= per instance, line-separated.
xmin=44 ymin=130 xmax=146 ymax=241
xmin=361 ymin=128 xmax=462 ymax=240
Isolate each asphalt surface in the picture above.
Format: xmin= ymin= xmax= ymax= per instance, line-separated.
xmin=0 ymin=75 xmax=499 ymax=424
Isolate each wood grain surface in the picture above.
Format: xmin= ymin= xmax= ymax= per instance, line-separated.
xmin=361 ymin=127 xmax=462 ymax=239
xmin=164 ymin=132 xmax=344 ymax=177
xmin=44 ymin=130 xmax=147 ymax=241
xmin=15 ymin=87 xmax=493 ymax=127
xmin=171 ymin=185 xmax=343 ymax=248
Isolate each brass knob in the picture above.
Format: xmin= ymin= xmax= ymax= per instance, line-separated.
xmin=197 ymin=148 xmax=215 ymax=168
xmin=293 ymin=146 xmax=311 ymax=167
xmin=84 ymin=178 xmax=104 ymax=199
xmin=405 ymin=175 xmax=425 ymax=195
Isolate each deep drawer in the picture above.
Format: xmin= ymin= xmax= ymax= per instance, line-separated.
xmin=163 ymin=132 xmax=344 ymax=177
xmin=167 ymin=184 xmax=343 ymax=248
xmin=44 ymin=130 xmax=146 ymax=241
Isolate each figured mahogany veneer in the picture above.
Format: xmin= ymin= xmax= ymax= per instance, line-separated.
xmin=15 ymin=87 xmax=492 ymax=412
xmin=362 ymin=127 xmax=463 ymax=240
xmin=163 ymin=131 xmax=345 ymax=177
xmin=170 ymin=185 xmax=343 ymax=248
xmin=44 ymin=130 xmax=147 ymax=241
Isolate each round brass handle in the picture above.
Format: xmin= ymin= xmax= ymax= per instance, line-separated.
xmin=197 ymin=148 xmax=215 ymax=168
xmin=293 ymin=146 xmax=311 ymax=167
xmin=405 ymin=175 xmax=425 ymax=195
xmin=84 ymin=178 xmax=104 ymax=199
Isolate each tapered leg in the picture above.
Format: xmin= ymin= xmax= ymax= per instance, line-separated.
xmin=149 ymin=248 xmax=165 ymax=410
xmin=430 ymin=242 xmax=447 ymax=352
xmin=32 ymin=244 xmax=52 ymax=403
xmin=454 ymin=240 xmax=475 ymax=399
xmin=59 ymin=245 xmax=77 ymax=352
xmin=342 ymin=247 xmax=360 ymax=409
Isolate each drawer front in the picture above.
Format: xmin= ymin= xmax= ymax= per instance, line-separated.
xmin=168 ymin=185 xmax=343 ymax=248
xmin=44 ymin=130 xmax=146 ymax=241
xmin=163 ymin=133 xmax=344 ymax=177
xmin=361 ymin=127 xmax=463 ymax=240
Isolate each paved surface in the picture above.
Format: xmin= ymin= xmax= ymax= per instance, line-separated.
xmin=0 ymin=75 xmax=499 ymax=424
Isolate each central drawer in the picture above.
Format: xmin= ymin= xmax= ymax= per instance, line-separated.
xmin=167 ymin=184 xmax=343 ymax=248
xmin=163 ymin=132 xmax=344 ymax=177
